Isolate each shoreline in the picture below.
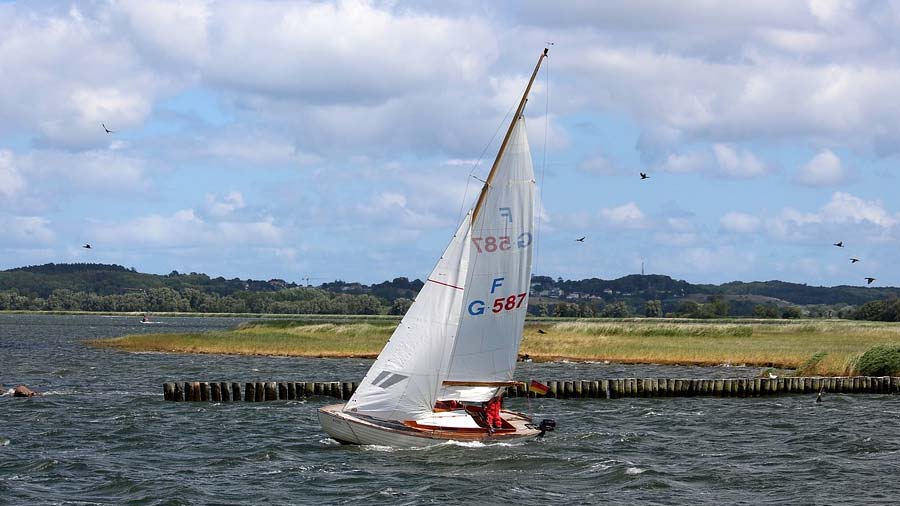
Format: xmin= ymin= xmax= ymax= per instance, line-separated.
xmin=86 ymin=343 xmax=793 ymax=369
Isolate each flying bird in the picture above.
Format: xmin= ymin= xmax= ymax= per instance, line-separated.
xmin=83 ymin=244 xmax=91 ymax=249
xmin=575 ymin=237 xmax=585 ymax=242
xmin=833 ymin=241 xmax=843 ymax=247
xmin=537 ymin=329 xmax=547 ymax=334
xmin=850 ymin=258 xmax=860 ymax=263
xmin=101 ymin=123 xmax=114 ymax=134
xmin=865 ymin=277 xmax=876 ymax=285
xmin=640 ymin=172 xmax=649 ymax=180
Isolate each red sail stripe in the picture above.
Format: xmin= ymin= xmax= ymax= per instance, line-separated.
xmin=427 ymin=278 xmax=464 ymax=290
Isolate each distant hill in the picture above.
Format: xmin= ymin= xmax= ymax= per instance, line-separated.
xmin=530 ymin=273 xmax=898 ymax=307
xmin=2 ymin=263 xmax=295 ymax=298
xmin=1 ymin=263 xmax=898 ymax=314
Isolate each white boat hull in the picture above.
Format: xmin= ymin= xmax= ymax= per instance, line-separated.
xmin=318 ymin=403 xmax=543 ymax=447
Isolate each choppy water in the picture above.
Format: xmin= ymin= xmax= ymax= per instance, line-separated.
xmin=1 ymin=314 xmax=898 ymax=505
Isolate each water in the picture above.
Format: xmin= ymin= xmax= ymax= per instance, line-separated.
xmin=2 ymin=314 xmax=898 ymax=505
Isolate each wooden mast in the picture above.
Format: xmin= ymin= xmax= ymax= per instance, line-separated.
xmin=471 ymin=48 xmax=548 ymax=223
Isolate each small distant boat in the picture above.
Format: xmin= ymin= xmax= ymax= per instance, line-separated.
xmin=319 ymin=48 xmax=555 ymax=447
xmin=140 ymin=312 xmax=162 ymax=324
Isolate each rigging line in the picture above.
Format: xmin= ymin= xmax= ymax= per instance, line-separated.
xmin=535 ymin=51 xmax=550 ymax=279
xmin=455 ymin=98 xmax=520 ymax=225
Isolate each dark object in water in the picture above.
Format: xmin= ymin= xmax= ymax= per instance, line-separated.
xmin=13 ymin=385 xmax=37 ymax=397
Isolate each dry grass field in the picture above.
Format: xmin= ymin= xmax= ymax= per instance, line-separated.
xmin=92 ymin=318 xmax=900 ymax=375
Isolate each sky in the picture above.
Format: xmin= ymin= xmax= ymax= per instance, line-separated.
xmin=1 ymin=0 xmax=899 ymax=287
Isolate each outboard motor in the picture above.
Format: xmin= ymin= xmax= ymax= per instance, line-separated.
xmin=537 ymin=419 xmax=556 ymax=437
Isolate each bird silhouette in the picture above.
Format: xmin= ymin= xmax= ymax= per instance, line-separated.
xmin=850 ymin=258 xmax=860 ymax=263
xmin=833 ymin=241 xmax=843 ymax=247
xmin=640 ymin=172 xmax=649 ymax=180
xmin=537 ymin=329 xmax=547 ymax=334
xmin=865 ymin=277 xmax=876 ymax=285
xmin=102 ymin=123 xmax=114 ymax=134
xmin=83 ymin=244 xmax=91 ymax=249
xmin=575 ymin=237 xmax=585 ymax=242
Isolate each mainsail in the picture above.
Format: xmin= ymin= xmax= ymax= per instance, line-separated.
xmin=437 ymin=117 xmax=534 ymax=402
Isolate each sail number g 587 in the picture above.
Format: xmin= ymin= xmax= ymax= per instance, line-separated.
xmin=471 ymin=232 xmax=532 ymax=253
xmin=467 ymin=293 xmax=527 ymax=316
xmin=467 ymin=277 xmax=528 ymax=316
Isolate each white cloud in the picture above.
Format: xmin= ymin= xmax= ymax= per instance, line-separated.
xmin=0 ymin=150 xmax=25 ymax=198
xmin=1 ymin=216 xmax=55 ymax=245
xmin=92 ymin=208 xmax=286 ymax=247
xmin=205 ymin=192 xmax=245 ymax=218
xmin=556 ymin=22 xmax=900 ymax=155
xmin=356 ymin=191 xmax=446 ymax=229
xmin=600 ymin=202 xmax=647 ymax=229
xmin=796 ymin=149 xmax=847 ymax=186
xmin=720 ymin=211 xmax=762 ymax=233
xmin=654 ymin=232 xmax=697 ymax=247
xmin=822 ymin=191 xmax=896 ymax=227
xmin=202 ymin=1 xmax=495 ymax=101
xmin=578 ymin=154 xmax=616 ymax=175
xmin=0 ymin=4 xmax=174 ymax=149
xmin=665 ymin=217 xmax=694 ymax=232
xmin=712 ymin=144 xmax=771 ymax=178
xmin=653 ymin=245 xmax=756 ymax=278
xmin=766 ymin=191 xmax=897 ymax=242
xmin=24 ymin=149 xmax=150 ymax=193
xmin=115 ymin=0 xmax=211 ymax=67
xmin=205 ymin=132 xmax=322 ymax=166
xmin=657 ymin=151 xmax=709 ymax=174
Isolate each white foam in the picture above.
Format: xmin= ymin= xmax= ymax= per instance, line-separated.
xmin=625 ymin=467 xmax=646 ymax=475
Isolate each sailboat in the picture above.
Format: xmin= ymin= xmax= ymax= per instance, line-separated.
xmin=318 ymin=48 xmax=555 ymax=447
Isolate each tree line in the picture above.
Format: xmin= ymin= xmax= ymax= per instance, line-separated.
xmin=2 ymin=263 xmax=899 ymax=319
xmin=0 ymin=287 xmax=397 ymax=315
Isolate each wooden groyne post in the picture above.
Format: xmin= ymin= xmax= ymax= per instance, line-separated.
xmin=163 ymin=376 xmax=900 ymax=402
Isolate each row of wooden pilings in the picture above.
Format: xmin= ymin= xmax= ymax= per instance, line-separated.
xmin=164 ymin=376 xmax=900 ymax=402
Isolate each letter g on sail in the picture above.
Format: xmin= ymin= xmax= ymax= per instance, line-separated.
xmin=468 ymin=300 xmax=485 ymax=316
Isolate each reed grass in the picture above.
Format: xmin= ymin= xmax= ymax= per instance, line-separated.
xmin=92 ymin=318 xmax=900 ymax=375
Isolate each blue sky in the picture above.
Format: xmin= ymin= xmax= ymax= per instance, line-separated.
xmin=1 ymin=0 xmax=898 ymax=287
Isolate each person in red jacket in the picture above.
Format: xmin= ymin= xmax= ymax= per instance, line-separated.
xmin=484 ymin=397 xmax=503 ymax=429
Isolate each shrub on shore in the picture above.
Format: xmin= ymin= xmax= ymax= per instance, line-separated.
xmin=855 ymin=344 xmax=900 ymax=376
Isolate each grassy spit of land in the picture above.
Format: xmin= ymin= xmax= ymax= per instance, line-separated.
xmin=90 ymin=317 xmax=900 ymax=376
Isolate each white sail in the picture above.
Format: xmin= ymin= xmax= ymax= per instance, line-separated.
xmin=345 ymin=116 xmax=535 ymax=420
xmin=438 ymin=117 xmax=535 ymax=402
xmin=345 ymin=215 xmax=473 ymax=421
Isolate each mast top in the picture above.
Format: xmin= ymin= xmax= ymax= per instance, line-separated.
xmin=471 ymin=48 xmax=548 ymax=222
